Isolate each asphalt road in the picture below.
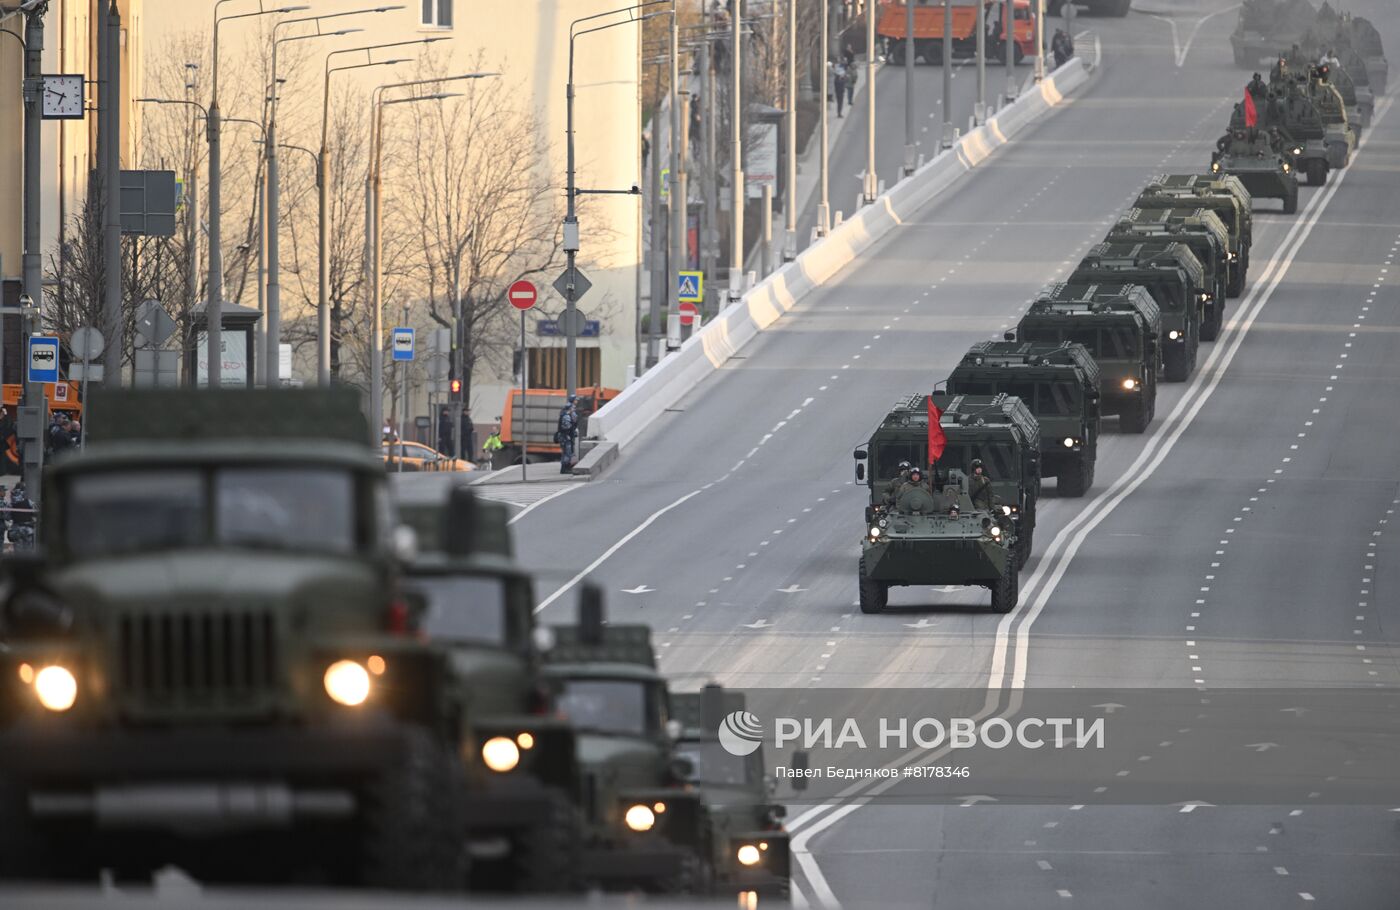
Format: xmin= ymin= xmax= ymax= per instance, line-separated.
xmin=503 ymin=1 xmax=1400 ymax=906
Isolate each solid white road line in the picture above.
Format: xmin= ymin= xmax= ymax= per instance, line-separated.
xmin=506 ymin=484 xmax=584 ymax=526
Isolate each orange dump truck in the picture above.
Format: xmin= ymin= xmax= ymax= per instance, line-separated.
xmin=497 ymin=386 xmax=620 ymax=466
xmin=877 ymin=0 xmax=1036 ymax=66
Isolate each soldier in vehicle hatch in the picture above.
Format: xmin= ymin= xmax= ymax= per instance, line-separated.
xmin=882 ymin=460 xmax=912 ymax=505
xmin=1248 ymin=72 xmax=1268 ymax=99
xmin=969 ymin=459 xmax=997 ymax=511
xmin=895 ymin=465 xmax=932 ymax=502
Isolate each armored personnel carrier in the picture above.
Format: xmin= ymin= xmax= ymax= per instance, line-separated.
xmin=1019 ymin=283 xmax=1161 ymax=434
xmin=1069 ymin=241 xmax=1202 ymax=381
xmin=1246 ymin=73 xmax=1337 ymax=183
xmin=1211 ymin=127 xmax=1299 ymax=214
xmin=1107 ymin=207 xmax=1230 ymax=340
xmin=0 ymin=389 xmax=466 ymax=889
xmin=853 ymin=457 xmax=1019 ymax=614
xmin=542 ymin=602 xmax=715 ymax=893
xmin=671 ymin=685 xmax=792 ymax=899
xmin=1137 ymin=174 xmax=1253 ymax=297
xmin=945 ymin=341 xmax=1101 ymax=498
xmin=1230 ymin=0 xmax=1317 ymax=68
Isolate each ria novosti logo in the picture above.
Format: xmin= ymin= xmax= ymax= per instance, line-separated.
xmin=717 ymin=710 xmax=765 ymax=756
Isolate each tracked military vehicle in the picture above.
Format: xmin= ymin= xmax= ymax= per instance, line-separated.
xmin=853 ymin=440 xmax=1019 ymax=614
xmin=543 ymin=602 xmax=714 ymax=893
xmin=399 ymin=486 xmax=584 ymax=892
xmin=1230 ymin=0 xmax=1317 ymax=68
xmin=1137 ymin=174 xmax=1253 ymax=297
xmin=0 ymin=389 xmax=466 ymax=889
xmin=1107 ymin=207 xmax=1230 ymax=340
xmin=1069 ymin=241 xmax=1202 ymax=381
xmin=1211 ymin=127 xmax=1299 ymax=214
xmin=672 ymin=685 xmax=792 ymax=899
xmin=946 ymin=341 xmax=1100 ymax=499
xmin=1019 ymin=283 xmax=1161 ymax=434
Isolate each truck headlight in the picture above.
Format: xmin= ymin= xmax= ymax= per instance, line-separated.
xmin=1211 ymin=161 xmax=1221 ymax=173
xmin=1168 ymin=330 xmax=1181 ymax=340
xmin=33 ymin=665 xmax=77 ymax=713
xmin=323 ymin=660 xmax=371 ymax=707
xmin=869 ymin=526 xmax=881 ymax=538
xmin=737 ymin=844 xmax=763 ymax=866
xmin=1062 ymin=437 xmax=1076 ymax=448
xmin=1122 ymin=377 xmax=1138 ymax=391
xmin=624 ymin=804 xmax=656 ymax=832
xmin=1228 ymin=251 xmax=1238 ymax=262
xmin=1002 ymin=505 xmax=1013 ymax=516
xmin=989 ymin=525 xmax=1002 ymax=539
xmin=1282 ymin=161 xmax=1291 ymax=173
xmin=482 ymin=736 xmax=521 ymax=772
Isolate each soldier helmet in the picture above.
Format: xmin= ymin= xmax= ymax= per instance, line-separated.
xmin=908 ymin=466 xmax=923 ymax=480
xmin=897 ymin=460 xmax=911 ymax=471
xmin=970 ymin=458 xmax=984 ymax=470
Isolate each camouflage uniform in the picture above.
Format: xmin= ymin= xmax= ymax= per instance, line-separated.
xmin=969 ymin=469 xmax=997 ymax=512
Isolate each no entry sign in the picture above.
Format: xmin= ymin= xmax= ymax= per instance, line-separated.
xmin=678 ymin=301 xmax=700 ymax=326
xmin=508 ymin=280 xmax=538 ymax=311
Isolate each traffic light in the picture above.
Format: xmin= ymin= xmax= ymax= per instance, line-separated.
xmin=450 ymin=378 xmax=462 ymax=398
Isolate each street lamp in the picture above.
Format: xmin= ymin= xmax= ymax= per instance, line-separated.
xmin=365 ymin=74 xmax=497 ymax=446
xmin=316 ymin=38 xmax=442 ymax=387
xmin=209 ymin=1 xmax=309 ymax=389
xmin=266 ymin=6 xmax=402 ymax=390
xmin=567 ymin=2 xmax=669 ymax=396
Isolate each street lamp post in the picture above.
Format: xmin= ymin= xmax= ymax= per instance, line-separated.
xmin=903 ymin=0 xmax=915 ymax=177
xmin=817 ymin=0 xmax=829 ymax=236
xmin=785 ymin=0 xmax=798 ymax=258
xmin=728 ymin=0 xmax=743 ymax=299
xmin=568 ymin=3 xmax=668 ymax=396
xmin=210 ymin=2 xmax=309 ymax=389
xmin=319 ymin=38 xmax=441 ymax=387
xmin=942 ymin=0 xmax=953 ymax=148
xmin=366 ymin=74 xmax=495 ymax=446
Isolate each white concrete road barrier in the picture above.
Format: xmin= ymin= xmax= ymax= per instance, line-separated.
xmin=586 ymin=58 xmax=1092 ymax=456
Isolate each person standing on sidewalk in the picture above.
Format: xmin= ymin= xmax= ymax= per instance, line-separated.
xmin=843 ymin=44 xmax=858 ymax=109
xmin=555 ymin=395 xmax=579 ymax=474
xmin=833 ymin=61 xmax=848 ymax=117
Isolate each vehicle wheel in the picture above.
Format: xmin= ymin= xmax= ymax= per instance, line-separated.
xmin=1200 ymin=301 xmax=1221 ymax=342
xmin=1015 ymin=521 xmax=1033 ymax=569
xmin=1162 ymin=345 xmax=1189 ymax=382
xmin=512 ymin=792 xmax=582 ymax=893
xmin=990 ymin=559 xmax=1019 ymax=614
xmin=0 ymin=776 xmax=52 ymax=879
xmin=1282 ymin=184 xmax=1298 ymax=214
xmin=1226 ymin=262 xmax=1244 ymax=298
xmin=889 ymin=42 xmax=904 ymax=66
xmin=1120 ymin=392 xmax=1148 ymax=434
xmin=1187 ymin=331 xmax=1200 ymax=375
xmin=1057 ymin=452 xmax=1091 ymax=497
xmin=360 ymin=728 xmax=468 ymax=891
xmin=858 ymin=556 xmax=887 ymax=614
xmin=1147 ymin=370 xmax=1159 ymax=422
xmin=1306 ymin=159 xmax=1328 ymax=186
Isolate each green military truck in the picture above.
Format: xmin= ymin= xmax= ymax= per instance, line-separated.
xmin=1106 ymin=207 xmax=1230 ymax=340
xmin=1070 ymin=241 xmax=1203 ymax=381
xmin=1211 ymin=127 xmax=1300 ymax=214
xmin=857 ymin=391 xmax=1033 ymax=569
xmin=671 ymin=684 xmax=791 ymax=900
xmin=1019 ymin=282 xmax=1162 ymax=434
xmin=542 ymin=603 xmax=714 ymax=893
xmin=398 ymin=485 xmax=584 ymax=892
xmin=945 ymin=340 xmax=1101 ymax=498
xmin=0 ymin=389 xmax=467 ymax=889
xmin=1136 ymin=174 xmax=1254 ymax=297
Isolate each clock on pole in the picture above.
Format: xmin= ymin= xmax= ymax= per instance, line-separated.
xmin=41 ymin=74 xmax=86 ymax=120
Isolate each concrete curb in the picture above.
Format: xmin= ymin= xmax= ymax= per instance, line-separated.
xmin=588 ymin=57 xmax=1093 ymax=461
xmin=571 ymin=441 xmax=619 ymax=477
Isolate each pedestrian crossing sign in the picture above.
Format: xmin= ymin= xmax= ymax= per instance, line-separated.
xmin=677 ymin=270 xmax=704 ymax=303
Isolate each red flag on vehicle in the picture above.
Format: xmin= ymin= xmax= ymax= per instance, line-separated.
xmin=1243 ymin=89 xmax=1258 ymax=128
xmin=927 ymin=396 xmax=946 ymax=465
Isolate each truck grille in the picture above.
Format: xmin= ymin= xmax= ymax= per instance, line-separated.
xmin=118 ymin=611 xmax=278 ymax=707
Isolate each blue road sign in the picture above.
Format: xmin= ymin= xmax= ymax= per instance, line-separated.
xmin=27 ymin=336 xmax=60 ymax=384
xmin=391 ymin=327 xmax=415 ymax=362
xmin=677 ymin=270 xmax=704 ymax=303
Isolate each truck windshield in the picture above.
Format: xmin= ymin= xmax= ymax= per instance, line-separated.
xmin=675 ymin=741 xmax=754 ymax=786
xmin=65 ymin=467 xmax=360 ymax=559
xmin=410 ymin=575 xmax=510 ymax=646
xmin=557 ymin=679 xmax=660 ymax=737
xmin=874 ymin=441 xmax=923 ymax=482
xmin=944 ymin=443 xmax=1017 ymax=479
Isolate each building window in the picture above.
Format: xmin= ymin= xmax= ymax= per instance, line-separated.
xmin=421 ymin=0 xmax=453 ymax=27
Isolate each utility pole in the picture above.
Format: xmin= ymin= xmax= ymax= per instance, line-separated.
xmin=816 ymin=0 xmax=830 ymax=236
xmin=1034 ymin=0 xmax=1045 ymax=82
xmin=448 ymin=213 xmax=464 ymax=461
xmin=186 ymin=172 xmax=199 ymax=323
xmin=903 ymin=0 xmax=915 ymax=177
xmin=784 ymin=0 xmax=798 ymax=258
xmin=20 ymin=2 xmax=46 ymax=496
xmin=647 ymin=105 xmax=664 ymax=367
xmin=975 ymin=0 xmax=987 ymax=123
xmin=102 ymin=1 xmax=122 ymax=388
xmin=1005 ymin=0 xmax=1016 ymax=100
xmin=700 ymin=40 xmax=718 ymax=313
xmin=863 ymin=0 xmax=877 ymax=204
xmin=667 ymin=5 xmax=683 ymax=336
xmin=728 ymin=0 xmax=744 ymax=302
xmin=941 ymin=0 xmax=953 ymax=148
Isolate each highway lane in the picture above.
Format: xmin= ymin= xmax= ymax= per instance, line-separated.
xmin=504 ymin=0 xmax=1400 ymax=905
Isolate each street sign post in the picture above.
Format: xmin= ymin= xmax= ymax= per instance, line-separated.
xmin=508 ymin=280 xmax=538 ymax=483
xmin=69 ymin=326 xmax=104 ymax=448
xmin=27 ymin=336 xmax=59 ymax=384
xmin=391 ymin=327 xmax=415 ymax=362
xmin=677 ymin=271 xmax=704 ymax=303
xmin=678 ymin=301 xmax=700 ymax=327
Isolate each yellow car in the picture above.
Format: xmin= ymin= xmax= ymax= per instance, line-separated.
xmin=382 ymin=442 xmax=475 ymax=473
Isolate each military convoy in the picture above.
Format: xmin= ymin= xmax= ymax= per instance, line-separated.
xmin=1211 ymin=128 xmax=1300 ymax=213
xmin=1136 ymin=175 xmax=1253 ymax=297
xmin=1106 ymin=208 xmax=1230 ymax=340
xmin=0 ymin=388 xmax=792 ymax=897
